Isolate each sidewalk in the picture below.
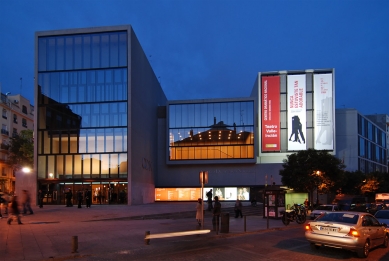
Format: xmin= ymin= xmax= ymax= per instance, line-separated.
xmin=0 ymin=202 xmax=299 ymax=261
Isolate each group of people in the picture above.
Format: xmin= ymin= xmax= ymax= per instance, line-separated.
xmin=65 ymin=188 xmax=92 ymax=208
xmin=197 ymin=189 xmax=244 ymax=229
xmin=1 ymin=190 xmax=34 ymax=225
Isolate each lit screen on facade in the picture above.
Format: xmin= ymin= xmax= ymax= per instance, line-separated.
xmin=155 ymin=187 xmax=250 ymax=201
xmin=260 ymin=70 xmax=334 ymax=153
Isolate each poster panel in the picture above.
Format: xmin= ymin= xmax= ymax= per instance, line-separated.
xmin=155 ymin=188 xmax=201 ymax=201
xmin=314 ymin=73 xmax=334 ymax=150
xmin=261 ymin=76 xmax=280 ymax=151
xmin=287 ymin=74 xmax=306 ymax=150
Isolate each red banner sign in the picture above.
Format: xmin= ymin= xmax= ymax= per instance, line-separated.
xmin=261 ymin=76 xmax=280 ymax=151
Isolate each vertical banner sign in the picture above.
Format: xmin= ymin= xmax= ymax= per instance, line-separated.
xmin=261 ymin=76 xmax=280 ymax=151
xmin=314 ymin=73 xmax=333 ymax=150
xmin=287 ymin=74 xmax=306 ymax=150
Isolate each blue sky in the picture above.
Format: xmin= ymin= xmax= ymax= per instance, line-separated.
xmin=0 ymin=0 xmax=388 ymax=116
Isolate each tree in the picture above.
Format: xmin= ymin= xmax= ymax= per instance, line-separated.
xmin=335 ymin=170 xmax=366 ymax=195
xmin=280 ymin=148 xmax=345 ymax=205
xmin=7 ymin=129 xmax=34 ymax=170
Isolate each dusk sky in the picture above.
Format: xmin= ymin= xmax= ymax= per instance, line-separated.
xmin=1 ymin=0 xmax=388 ymax=116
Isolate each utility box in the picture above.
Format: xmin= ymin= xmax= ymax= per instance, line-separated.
xmin=263 ymin=188 xmax=286 ymax=219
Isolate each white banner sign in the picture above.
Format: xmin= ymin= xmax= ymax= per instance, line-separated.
xmin=314 ymin=73 xmax=334 ymax=150
xmin=287 ymin=74 xmax=306 ymax=151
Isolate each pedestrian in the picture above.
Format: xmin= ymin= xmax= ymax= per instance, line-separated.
xmin=21 ymin=190 xmax=33 ymax=215
xmin=85 ymin=188 xmax=92 ymax=208
xmin=206 ymin=189 xmax=213 ymax=211
xmin=234 ymin=199 xmax=243 ymax=218
xmin=212 ymin=196 xmax=221 ymax=231
xmin=38 ymin=190 xmax=44 ymax=208
xmin=66 ymin=189 xmax=73 ymax=207
xmin=7 ymin=196 xmax=22 ymax=225
xmin=196 ymin=198 xmax=202 ymax=226
xmin=3 ymin=191 xmax=10 ymax=214
xmin=77 ymin=190 xmax=83 ymax=208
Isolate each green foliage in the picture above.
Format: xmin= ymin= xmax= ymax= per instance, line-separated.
xmin=280 ymin=148 xmax=346 ymax=195
xmin=7 ymin=129 xmax=34 ymax=170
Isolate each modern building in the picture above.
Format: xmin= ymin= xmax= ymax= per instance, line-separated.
xmin=34 ymin=25 xmax=166 ymax=205
xmin=0 ymin=92 xmax=34 ymax=193
xmin=336 ymin=109 xmax=388 ymax=173
xmin=32 ymin=25 xmax=386 ymax=206
xmin=365 ymin=114 xmax=389 ymax=168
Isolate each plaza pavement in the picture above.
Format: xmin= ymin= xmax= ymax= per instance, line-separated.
xmin=0 ymin=202 xmax=300 ymax=261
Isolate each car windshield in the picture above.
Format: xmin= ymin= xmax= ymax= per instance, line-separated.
xmin=315 ymin=206 xmax=333 ymax=211
xmin=316 ymin=212 xmax=359 ymax=224
xmin=375 ymin=211 xmax=389 ymax=219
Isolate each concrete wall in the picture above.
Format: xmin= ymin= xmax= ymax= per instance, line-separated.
xmin=129 ymin=28 xmax=167 ymax=204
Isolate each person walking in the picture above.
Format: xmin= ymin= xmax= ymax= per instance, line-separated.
xmin=38 ymin=190 xmax=44 ymax=208
xmin=195 ymin=198 xmax=202 ymax=226
xmin=234 ymin=199 xmax=243 ymax=218
xmin=21 ymin=190 xmax=33 ymax=215
xmin=206 ymin=189 xmax=213 ymax=211
xmin=212 ymin=196 xmax=221 ymax=231
xmin=66 ymin=189 xmax=73 ymax=207
xmin=85 ymin=189 xmax=92 ymax=208
xmin=77 ymin=190 xmax=83 ymax=208
xmin=7 ymin=196 xmax=22 ymax=225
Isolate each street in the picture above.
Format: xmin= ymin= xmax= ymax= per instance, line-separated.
xmin=53 ymin=226 xmax=389 ymax=261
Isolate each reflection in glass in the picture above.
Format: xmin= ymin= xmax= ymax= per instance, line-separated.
xmin=169 ymin=101 xmax=254 ymax=160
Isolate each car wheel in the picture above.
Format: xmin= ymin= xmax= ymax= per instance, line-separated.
xmin=382 ymin=234 xmax=389 ymax=248
xmin=357 ymin=240 xmax=370 ymax=258
xmin=310 ymin=243 xmax=320 ymax=250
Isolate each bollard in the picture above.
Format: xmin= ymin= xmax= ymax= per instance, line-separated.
xmin=145 ymin=231 xmax=150 ymax=245
xmin=71 ymin=236 xmax=78 ymax=253
xmin=216 ymin=216 xmax=219 ymax=235
xmin=244 ymin=215 xmax=246 ymax=232
xmin=0 ymin=203 xmax=2 ymax=218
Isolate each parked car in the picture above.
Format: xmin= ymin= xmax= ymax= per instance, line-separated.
xmin=375 ymin=210 xmax=389 ymax=225
xmin=310 ymin=204 xmax=338 ymax=220
xmin=305 ymin=211 xmax=388 ymax=258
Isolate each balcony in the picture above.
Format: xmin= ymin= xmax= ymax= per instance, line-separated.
xmin=1 ymin=129 xmax=9 ymax=136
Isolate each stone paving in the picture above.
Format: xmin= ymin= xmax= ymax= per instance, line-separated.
xmin=0 ymin=202 xmax=298 ymax=261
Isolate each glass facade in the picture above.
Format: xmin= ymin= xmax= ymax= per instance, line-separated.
xmin=358 ymin=115 xmax=387 ymax=173
xmin=168 ymin=101 xmax=254 ymax=160
xmin=37 ymin=31 xmax=128 ymax=204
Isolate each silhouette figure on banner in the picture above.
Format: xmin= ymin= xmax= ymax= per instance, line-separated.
xmin=289 ymin=115 xmax=305 ymax=144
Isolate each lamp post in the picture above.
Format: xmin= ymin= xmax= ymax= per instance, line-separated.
xmin=314 ymin=170 xmax=322 ymax=206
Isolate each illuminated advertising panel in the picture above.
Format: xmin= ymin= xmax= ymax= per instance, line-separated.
xmin=287 ymin=74 xmax=306 ymax=151
xmin=155 ymin=187 xmax=250 ymax=201
xmin=261 ymin=76 xmax=280 ymax=151
xmin=314 ymin=73 xmax=334 ymax=150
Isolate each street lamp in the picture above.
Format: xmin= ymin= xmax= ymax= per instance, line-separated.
xmin=314 ymin=170 xmax=322 ymax=206
xmin=22 ymin=167 xmax=31 ymax=173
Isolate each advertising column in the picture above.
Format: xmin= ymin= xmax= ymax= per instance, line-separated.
xmin=314 ymin=73 xmax=334 ymax=150
xmin=261 ymin=76 xmax=280 ymax=151
xmin=287 ymin=74 xmax=306 ymax=151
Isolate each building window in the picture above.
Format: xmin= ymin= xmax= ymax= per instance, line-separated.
xmin=2 ymin=109 xmax=7 ymax=119
xmin=169 ymin=101 xmax=255 ymax=160
xmin=1 ymin=167 xmax=6 ymax=176
xmin=13 ymin=114 xmax=17 ymax=123
xmin=22 ymin=105 xmax=28 ymax=114
xmin=1 ymin=124 xmax=8 ymax=135
xmin=22 ymin=118 xmax=27 ymax=128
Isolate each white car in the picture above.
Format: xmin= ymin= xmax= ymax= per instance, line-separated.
xmin=310 ymin=204 xmax=339 ymax=220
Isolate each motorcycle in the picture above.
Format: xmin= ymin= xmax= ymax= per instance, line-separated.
xmin=281 ymin=203 xmax=307 ymax=226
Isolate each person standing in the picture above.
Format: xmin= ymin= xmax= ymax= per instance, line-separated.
xmin=38 ymin=190 xmax=44 ymax=208
xmin=77 ymin=190 xmax=83 ymax=208
xmin=85 ymin=189 xmax=92 ymax=208
xmin=21 ymin=190 xmax=33 ymax=215
xmin=206 ymin=189 xmax=213 ymax=211
xmin=7 ymin=196 xmax=22 ymax=225
xmin=234 ymin=199 xmax=243 ymax=218
xmin=195 ymin=198 xmax=202 ymax=226
xmin=66 ymin=189 xmax=73 ymax=207
xmin=212 ymin=196 xmax=221 ymax=231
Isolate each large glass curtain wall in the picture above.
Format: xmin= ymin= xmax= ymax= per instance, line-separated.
xmin=169 ymin=101 xmax=255 ymax=160
xmin=37 ymin=31 xmax=128 ymax=187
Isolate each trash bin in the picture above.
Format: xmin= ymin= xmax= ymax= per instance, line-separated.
xmin=220 ymin=212 xmax=229 ymax=233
